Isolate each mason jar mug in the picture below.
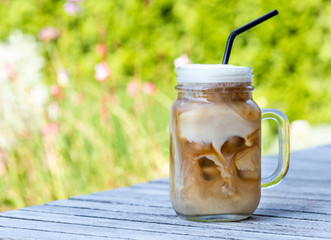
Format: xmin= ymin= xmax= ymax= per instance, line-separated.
xmin=169 ymin=64 xmax=290 ymax=222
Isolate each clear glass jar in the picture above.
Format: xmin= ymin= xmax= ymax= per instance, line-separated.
xmin=169 ymin=64 xmax=290 ymax=222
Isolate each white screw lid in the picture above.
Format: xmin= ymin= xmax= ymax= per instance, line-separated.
xmin=176 ymin=64 xmax=253 ymax=83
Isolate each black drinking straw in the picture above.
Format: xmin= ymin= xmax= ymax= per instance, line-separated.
xmin=222 ymin=10 xmax=278 ymax=64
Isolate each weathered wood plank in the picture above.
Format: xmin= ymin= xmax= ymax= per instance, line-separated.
xmin=90 ymin=182 xmax=331 ymax=204
xmin=23 ymin=202 xmax=331 ymax=225
xmin=126 ymin=180 xmax=331 ymax=200
xmin=1 ymin=210 xmax=330 ymax=239
xmin=28 ymin=195 xmax=331 ymax=226
xmin=67 ymin=195 xmax=331 ymax=222
xmin=72 ymin=190 xmax=331 ymax=215
xmin=97 ymin=178 xmax=331 ymax=197
xmin=71 ymin=194 xmax=331 ymax=218
xmin=47 ymin=199 xmax=174 ymax=215
xmin=0 ymin=226 xmax=111 ymax=240
xmin=0 ymin=217 xmax=218 ymax=240
xmin=57 ymin=197 xmax=331 ymax=217
xmin=21 ymin=203 xmax=331 ymax=228
xmin=262 ymin=164 xmax=331 ymax=181
xmin=289 ymin=146 xmax=331 ymax=162
xmin=254 ymin=208 xmax=331 ymax=222
xmin=46 ymin=196 xmax=331 ymax=218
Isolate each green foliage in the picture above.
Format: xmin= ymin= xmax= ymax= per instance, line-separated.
xmin=0 ymin=0 xmax=330 ymax=211
xmin=1 ymin=0 xmax=330 ymax=123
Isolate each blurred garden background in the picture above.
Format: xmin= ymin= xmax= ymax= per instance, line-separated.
xmin=1 ymin=0 xmax=331 ymax=212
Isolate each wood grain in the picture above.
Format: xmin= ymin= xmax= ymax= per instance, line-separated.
xmin=0 ymin=145 xmax=330 ymax=239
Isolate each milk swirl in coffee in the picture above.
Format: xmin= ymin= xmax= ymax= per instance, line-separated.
xmin=169 ymin=64 xmax=261 ymax=218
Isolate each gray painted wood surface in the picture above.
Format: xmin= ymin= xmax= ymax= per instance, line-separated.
xmin=0 ymin=145 xmax=330 ymax=239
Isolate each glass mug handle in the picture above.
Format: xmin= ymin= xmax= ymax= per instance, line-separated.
xmin=261 ymin=108 xmax=290 ymax=188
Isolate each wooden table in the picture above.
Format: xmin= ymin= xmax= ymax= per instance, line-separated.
xmin=0 ymin=145 xmax=330 ymax=239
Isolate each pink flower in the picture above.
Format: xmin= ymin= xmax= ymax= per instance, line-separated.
xmin=0 ymin=150 xmax=7 ymax=177
xmin=94 ymin=61 xmax=111 ymax=81
xmin=96 ymin=43 xmax=107 ymax=57
xmin=63 ymin=1 xmax=80 ymax=15
xmin=42 ymin=123 xmax=59 ymax=138
xmin=0 ymin=150 xmax=7 ymax=159
xmin=142 ymin=82 xmax=156 ymax=95
xmin=38 ymin=27 xmax=59 ymax=42
xmin=50 ymin=85 xmax=62 ymax=99
xmin=3 ymin=63 xmax=17 ymax=80
xmin=174 ymin=54 xmax=192 ymax=69
xmin=126 ymin=80 xmax=140 ymax=97
xmin=101 ymin=106 xmax=108 ymax=121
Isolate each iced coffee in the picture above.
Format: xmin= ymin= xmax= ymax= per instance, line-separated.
xmin=169 ymin=64 xmax=261 ymax=221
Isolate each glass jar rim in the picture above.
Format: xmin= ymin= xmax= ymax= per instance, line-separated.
xmin=175 ymin=82 xmax=254 ymax=93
